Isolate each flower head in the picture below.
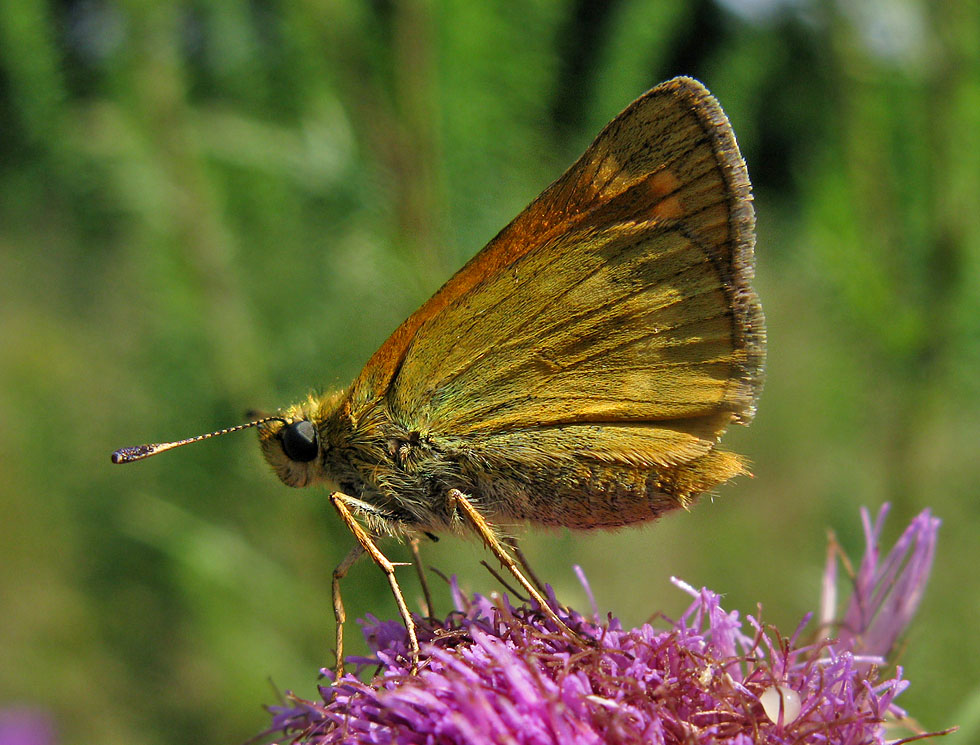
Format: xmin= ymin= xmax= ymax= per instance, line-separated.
xmin=268 ymin=507 xmax=944 ymax=744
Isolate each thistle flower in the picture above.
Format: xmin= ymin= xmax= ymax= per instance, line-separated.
xmin=267 ymin=506 xmax=944 ymax=744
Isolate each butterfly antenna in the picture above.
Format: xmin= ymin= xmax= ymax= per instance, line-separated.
xmin=111 ymin=416 xmax=285 ymax=464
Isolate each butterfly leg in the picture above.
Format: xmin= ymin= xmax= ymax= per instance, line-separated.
xmin=447 ymin=488 xmax=575 ymax=638
xmin=408 ymin=535 xmax=434 ymax=618
xmin=329 ymin=492 xmax=420 ymax=673
xmin=503 ymin=536 xmax=551 ymax=600
xmin=331 ymin=542 xmax=365 ymax=680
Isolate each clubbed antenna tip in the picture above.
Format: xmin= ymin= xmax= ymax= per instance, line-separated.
xmin=110 ymin=417 xmax=285 ymax=464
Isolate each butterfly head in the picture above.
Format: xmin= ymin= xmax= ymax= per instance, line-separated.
xmin=257 ymin=390 xmax=346 ymax=489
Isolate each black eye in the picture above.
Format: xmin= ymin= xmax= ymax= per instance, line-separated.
xmin=281 ymin=420 xmax=319 ymax=462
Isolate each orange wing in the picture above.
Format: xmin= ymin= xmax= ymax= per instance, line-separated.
xmin=345 ymin=77 xmax=764 ymax=442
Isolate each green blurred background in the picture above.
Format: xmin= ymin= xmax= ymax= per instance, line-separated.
xmin=2 ymin=0 xmax=979 ymax=742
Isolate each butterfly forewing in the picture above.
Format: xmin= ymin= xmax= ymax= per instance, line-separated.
xmin=368 ymin=78 xmax=763 ymax=460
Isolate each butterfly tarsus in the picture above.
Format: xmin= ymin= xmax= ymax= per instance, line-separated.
xmin=330 ymin=542 xmax=365 ymax=681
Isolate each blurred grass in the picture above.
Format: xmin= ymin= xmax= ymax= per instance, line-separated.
xmin=2 ymin=1 xmax=979 ymax=743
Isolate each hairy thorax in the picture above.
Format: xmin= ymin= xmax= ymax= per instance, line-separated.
xmin=260 ymin=391 xmax=745 ymax=536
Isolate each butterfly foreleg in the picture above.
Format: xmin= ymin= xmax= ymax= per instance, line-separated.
xmin=329 ymin=492 xmax=420 ymax=674
xmin=330 ymin=542 xmax=365 ymax=680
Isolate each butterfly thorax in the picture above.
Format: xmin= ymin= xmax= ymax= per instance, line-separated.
xmin=259 ymin=387 xmax=750 ymax=536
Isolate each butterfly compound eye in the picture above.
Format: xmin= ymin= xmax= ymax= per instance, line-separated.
xmin=280 ymin=420 xmax=319 ymax=462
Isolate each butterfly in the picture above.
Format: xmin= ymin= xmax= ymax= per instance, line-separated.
xmin=114 ymin=76 xmax=765 ymax=674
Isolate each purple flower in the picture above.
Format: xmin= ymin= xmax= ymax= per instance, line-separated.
xmin=267 ymin=507 xmax=946 ymax=744
xmin=823 ymin=505 xmax=940 ymax=660
xmin=0 ymin=709 xmax=56 ymax=745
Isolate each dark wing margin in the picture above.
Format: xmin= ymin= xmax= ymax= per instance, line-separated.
xmin=678 ymin=78 xmax=765 ymax=423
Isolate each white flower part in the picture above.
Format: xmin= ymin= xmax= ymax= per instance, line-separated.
xmin=760 ymin=685 xmax=802 ymax=724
